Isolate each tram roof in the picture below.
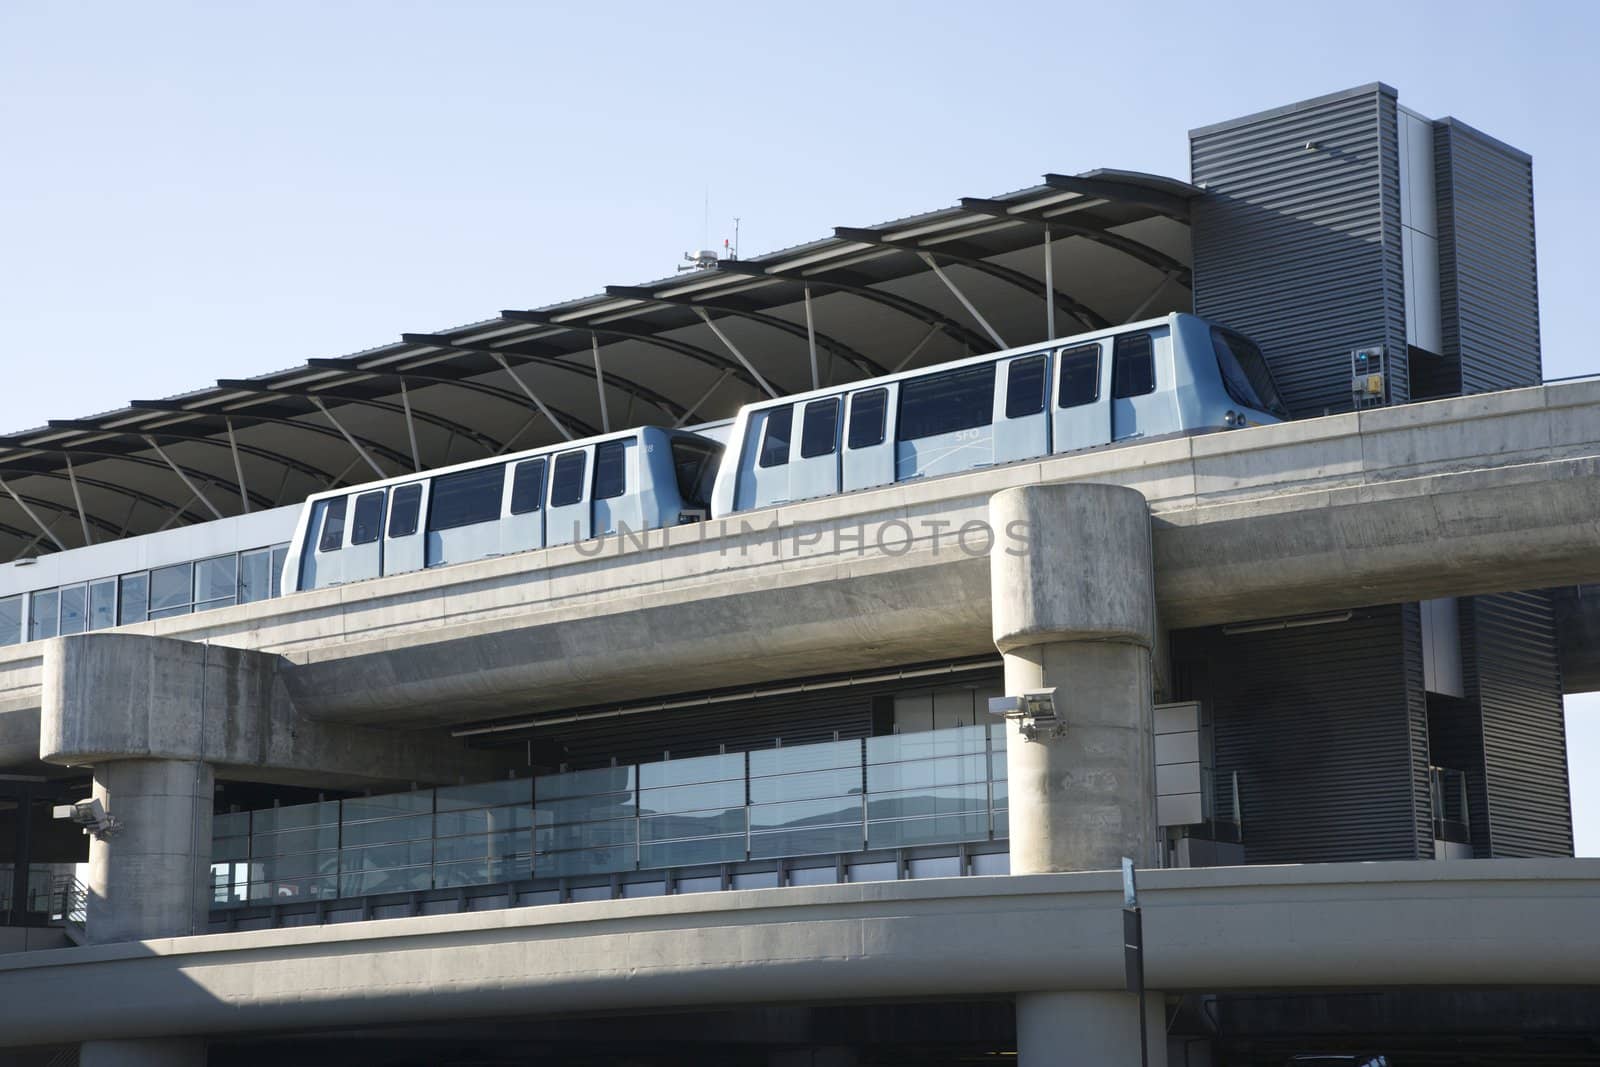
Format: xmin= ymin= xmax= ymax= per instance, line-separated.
xmin=0 ymin=168 xmax=1198 ymax=558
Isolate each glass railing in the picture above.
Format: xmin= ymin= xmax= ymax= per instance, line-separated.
xmin=212 ymin=724 xmax=1009 ymax=908
xmin=1429 ymin=765 xmax=1471 ymax=844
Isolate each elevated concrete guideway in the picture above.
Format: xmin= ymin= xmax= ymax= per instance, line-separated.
xmin=3 ymin=379 xmax=1600 ymax=747
xmin=0 ymin=859 xmax=1595 ymax=1047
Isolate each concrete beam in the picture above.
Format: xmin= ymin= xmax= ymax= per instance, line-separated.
xmin=40 ymin=633 xmax=502 ymax=788
xmin=0 ymin=859 xmax=1595 ymax=1047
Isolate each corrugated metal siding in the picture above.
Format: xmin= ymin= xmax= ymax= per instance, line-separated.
xmin=1190 ymin=84 xmax=1410 ymax=418
xmin=1434 ymin=120 xmax=1542 ymax=392
xmin=1463 ymin=593 xmax=1573 ymax=856
xmin=1172 ymin=604 xmax=1429 ymax=864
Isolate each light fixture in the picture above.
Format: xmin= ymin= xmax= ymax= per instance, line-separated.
xmin=988 ymin=688 xmax=1061 ymax=742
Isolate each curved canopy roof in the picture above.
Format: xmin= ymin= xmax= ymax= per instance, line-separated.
xmin=0 ymin=169 xmax=1197 ymax=559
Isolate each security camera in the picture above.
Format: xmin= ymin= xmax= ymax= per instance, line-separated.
xmin=52 ymin=798 xmax=122 ymax=838
xmin=987 ymin=688 xmax=1062 ymax=741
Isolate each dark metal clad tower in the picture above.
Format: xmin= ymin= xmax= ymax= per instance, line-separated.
xmin=1188 ymin=83 xmax=1409 ymax=418
xmin=1435 ymin=119 xmax=1542 ymax=394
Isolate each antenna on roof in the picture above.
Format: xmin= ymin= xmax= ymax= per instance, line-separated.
xmin=679 ymin=213 xmax=742 ymax=273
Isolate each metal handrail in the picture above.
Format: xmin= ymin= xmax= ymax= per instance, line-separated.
xmin=49 ymin=876 xmax=87 ymax=930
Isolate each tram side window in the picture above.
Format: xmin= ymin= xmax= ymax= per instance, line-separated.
xmin=318 ymin=497 xmax=349 ymax=552
xmin=847 ymin=388 xmax=888 ymax=448
xmin=594 ymin=440 xmax=628 ymax=500
xmin=898 ymin=363 xmax=996 ymax=441
xmin=119 ymin=573 xmax=149 ymax=625
xmin=550 ymin=451 xmax=587 ymax=507
xmin=800 ymin=398 xmax=840 ymax=458
xmin=1005 ymin=355 xmax=1047 ymax=418
xmin=388 ymin=484 xmax=423 ymax=537
xmin=1057 ymin=344 xmax=1100 ymax=408
xmin=758 ymin=406 xmax=794 ymax=468
xmin=509 ymin=459 xmax=546 ymax=515
xmin=1111 ymin=334 xmax=1155 ymax=398
xmin=350 ymin=491 xmax=385 ymax=546
xmin=0 ymin=595 xmax=19 ymax=646
xmin=671 ymin=438 xmax=722 ymax=512
xmin=427 ymin=465 xmax=506 ymax=531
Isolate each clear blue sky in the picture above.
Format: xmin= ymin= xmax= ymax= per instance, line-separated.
xmin=2 ymin=1 xmax=1596 ymax=851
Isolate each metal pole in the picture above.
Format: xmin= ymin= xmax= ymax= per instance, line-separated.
xmin=917 ymin=252 xmax=1007 ymax=350
xmin=63 ymin=453 xmax=92 ymax=545
xmin=893 ymin=322 xmax=943 ymax=373
xmin=1043 ymin=224 xmax=1056 ymax=340
xmin=0 ymin=477 xmax=66 ymax=551
xmin=693 ymin=308 xmax=779 ymax=398
xmin=491 ymin=353 xmax=575 ymax=441
xmin=309 ymin=397 xmax=387 ymax=478
xmin=674 ymin=369 xmax=733 ymax=428
xmin=224 ymin=418 xmax=250 ymax=513
xmin=591 ymin=334 xmax=612 ymax=433
xmin=803 ymin=286 xmax=820 ymax=391
xmin=141 ymin=437 xmax=225 ymax=520
xmin=398 ymin=383 xmax=422 ymax=472
xmin=1122 ymin=857 xmax=1149 ymax=1067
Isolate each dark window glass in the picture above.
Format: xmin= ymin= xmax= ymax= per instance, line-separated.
xmin=509 ymin=460 xmax=546 ymax=515
xmin=1057 ymin=344 xmax=1100 ymax=408
xmin=758 ymin=406 xmax=793 ymax=468
xmin=800 ymin=398 xmax=840 ymax=458
xmin=150 ymin=563 xmax=192 ymax=618
xmin=28 ymin=590 xmax=58 ymax=641
xmin=897 ymin=363 xmax=996 ymax=441
xmin=89 ymin=580 xmax=116 ymax=630
xmin=0 ymin=596 xmax=20 ymax=646
xmin=1212 ymin=327 xmax=1288 ymax=418
xmin=671 ymin=438 xmax=722 ymax=511
xmin=847 ymin=388 xmax=888 ymax=449
xmin=1005 ymin=355 xmax=1047 ymax=418
xmin=427 ymin=465 xmax=506 ymax=532
xmin=388 ymin=484 xmax=422 ymax=537
xmin=119 ymin=574 xmax=149 ymax=625
xmin=550 ymin=452 xmax=587 ymax=507
xmin=239 ymin=549 xmax=273 ymax=605
xmin=351 ymin=492 xmax=385 ymax=546
xmin=270 ymin=545 xmax=288 ymax=599
xmin=594 ymin=440 xmax=627 ymax=500
xmin=194 ymin=555 xmax=237 ymax=608
xmin=1112 ymin=334 xmax=1155 ymax=398
xmin=58 ymin=585 xmax=87 ymax=635
xmin=317 ymin=497 xmax=348 ymax=552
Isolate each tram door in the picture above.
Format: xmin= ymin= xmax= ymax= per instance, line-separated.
xmin=546 ymin=447 xmax=592 ymax=546
xmin=342 ymin=489 xmax=387 ymax=583
xmin=788 ymin=397 xmax=841 ymax=501
xmin=1052 ymin=340 xmax=1112 ymax=454
xmin=841 ymin=385 xmax=895 ymax=493
xmin=993 ymin=352 xmax=1050 ymax=463
xmin=382 ymin=482 xmax=428 ymax=576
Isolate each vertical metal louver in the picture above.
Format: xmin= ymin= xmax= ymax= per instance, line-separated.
xmin=1434 ymin=120 xmax=1542 ymax=394
xmin=1171 ymin=604 xmax=1430 ymax=864
xmin=1462 ymin=593 xmax=1573 ymax=856
xmin=1189 ymin=83 xmax=1409 ymax=418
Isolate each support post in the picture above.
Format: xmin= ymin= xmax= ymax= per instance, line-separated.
xmin=224 ymin=418 xmax=250 ymax=513
xmin=491 ymin=353 xmax=575 ymax=441
xmin=64 ymin=453 xmax=93 ymax=545
xmin=693 ymin=307 xmax=779 ymax=398
xmin=0 ymin=476 xmax=68 ymax=551
xmin=140 ymin=438 xmax=224 ymax=520
xmin=591 ymin=334 xmax=612 ymax=433
xmin=803 ymin=286 xmax=821 ymax=390
xmin=309 ymin=397 xmax=386 ymax=478
xmin=399 ymin=383 xmax=422 ymax=471
xmin=1043 ymin=224 xmax=1056 ymax=340
xmin=919 ymin=252 xmax=1007 ymax=350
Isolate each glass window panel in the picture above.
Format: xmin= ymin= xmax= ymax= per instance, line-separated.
xmin=388 ymin=483 xmax=423 ymax=537
xmin=593 ymin=440 xmax=628 ymax=500
xmin=28 ymin=590 xmax=58 ymax=641
xmin=536 ymin=793 xmax=637 ymax=826
xmin=638 ymin=807 xmax=745 ymax=842
xmin=847 ymin=388 xmax=888 ymax=449
xmin=535 ymin=764 xmax=635 ymax=801
xmin=1112 ymin=333 xmax=1155 ymax=398
xmin=433 ymin=854 xmax=530 ymax=888
xmin=317 ymin=496 xmax=348 ymax=552
xmin=436 ymin=778 xmax=532 ymax=811
xmin=238 ymin=549 xmax=273 ymax=605
xmin=638 ymin=779 xmax=744 ymax=816
xmin=149 ymin=562 xmax=192 ymax=615
xmin=57 ymin=585 xmax=86 ymax=635
xmin=867 ymin=754 xmax=989 ymax=795
xmin=671 ymin=438 xmax=721 ymax=511
xmin=253 ymin=851 xmax=340 ymax=880
xmin=194 ymin=555 xmax=237 ymax=607
xmin=1057 ymin=344 xmax=1101 ymax=408
xmin=350 ymin=491 xmax=385 ymax=546
xmin=509 ymin=459 xmax=546 ymax=515
xmin=748 ymin=766 xmax=862 ymax=806
xmin=1212 ymin=326 xmax=1287 ymax=418
xmin=639 ymin=836 xmax=745 ymax=869
xmin=868 ymin=811 xmax=989 ymax=849
xmin=211 ymin=835 xmax=250 ymax=861
xmin=757 ymin=405 xmax=794 ymax=468
xmin=341 ymin=791 xmax=432 ymax=823
xmin=547 ymin=451 xmax=585 ymax=508
xmin=251 ymin=874 xmax=337 ymax=902
xmin=340 ymin=840 xmax=433 ymax=871
xmin=1005 ymin=355 xmax=1047 ymax=418
xmin=0 ymin=596 xmax=21 ymax=646
xmin=270 ymin=546 xmax=288 ymax=598
xmin=536 ymin=817 xmax=635 ymax=854
xmin=638 ymin=752 xmax=743 ymax=790
xmin=749 ymin=823 xmax=862 ymax=860
xmin=799 ymin=397 xmax=840 ymax=458
xmin=213 ymin=811 xmax=251 ymax=837
xmin=435 ymin=805 xmax=533 ymax=838
xmin=251 ymin=800 xmax=340 ymax=833
xmin=339 ymin=814 xmax=432 ymax=847
xmin=991 ymin=779 xmax=1008 ymax=813
xmin=118 ymin=573 xmax=149 ymax=625
xmin=340 ymin=866 xmax=431 ymax=897
xmin=748 ymin=797 xmax=861 ymax=833
xmin=992 ymin=810 xmax=1008 ymax=838
xmin=250 ymin=824 xmax=340 ymax=857
xmin=868 ymin=782 xmax=989 ymax=820
xmin=433 ymin=830 xmax=530 ymax=866
xmin=867 ymin=724 xmax=988 ymax=765
xmin=897 ymin=363 xmax=996 ymax=441
xmin=748 ymin=738 xmax=860 ymax=778
xmin=536 ymin=844 xmax=635 ymax=878
xmin=428 ymin=465 xmax=506 ymax=532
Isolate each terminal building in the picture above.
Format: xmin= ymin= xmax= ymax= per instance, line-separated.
xmin=0 ymin=83 xmax=1597 ymax=1065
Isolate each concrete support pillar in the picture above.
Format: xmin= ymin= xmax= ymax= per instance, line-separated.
xmin=79 ymin=1037 xmax=207 ymax=1067
xmin=990 ymin=483 xmax=1158 ymax=873
xmin=1015 ymin=991 xmax=1166 ymax=1067
xmin=86 ymin=759 xmax=213 ymax=944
